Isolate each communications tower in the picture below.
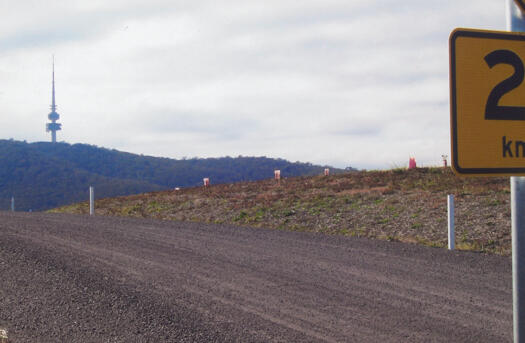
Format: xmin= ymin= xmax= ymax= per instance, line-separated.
xmin=46 ymin=57 xmax=62 ymax=143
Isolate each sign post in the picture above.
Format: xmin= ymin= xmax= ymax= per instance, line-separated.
xmin=512 ymin=176 xmax=525 ymax=342
xmin=450 ymin=2 xmax=525 ymax=341
xmin=509 ymin=2 xmax=525 ymax=342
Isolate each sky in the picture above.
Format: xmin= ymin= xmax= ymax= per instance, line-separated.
xmin=0 ymin=0 xmax=507 ymax=170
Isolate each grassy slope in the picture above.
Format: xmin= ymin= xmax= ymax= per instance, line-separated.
xmin=52 ymin=167 xmax=512 ymax=255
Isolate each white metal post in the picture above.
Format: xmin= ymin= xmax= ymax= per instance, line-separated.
xmin=513 ymin=177 xmax=525 ymax=343
xmin=448 ymin=195 xmax=455 ymax=250
xmin=508 ymin=2 xmax=525 ymax=342
xmin=89 ymin=186 xmax=94 ymax=215
xmin=10 ymin=196 xmax=14 ymax=212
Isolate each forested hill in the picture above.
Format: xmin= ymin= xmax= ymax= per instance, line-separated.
xmin=0 ymin=140 xmax=349 ymax=211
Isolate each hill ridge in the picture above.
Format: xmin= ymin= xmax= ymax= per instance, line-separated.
xmin=0 ymin=139 xmax=346 ymax=211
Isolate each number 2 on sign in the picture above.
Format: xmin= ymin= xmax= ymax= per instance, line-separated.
xmin=485 ymin=49 xmax=525 ymax=120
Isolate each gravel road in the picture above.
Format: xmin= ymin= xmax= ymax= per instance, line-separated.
xmin=0 ymin=212 xmax=512 ymax=342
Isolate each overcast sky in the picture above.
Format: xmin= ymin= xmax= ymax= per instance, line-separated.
xmin=0 ymin=0 xmax=507 ymax=169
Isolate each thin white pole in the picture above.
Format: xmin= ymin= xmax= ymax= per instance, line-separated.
xmin=513 ymin=176 xmax=525 ymax=343
xmin=508 ymin=2 xmax=525 ymax=342
xmin=448 ymin=195 xmax=455 ymax=250
xmin=10 ymin=196 xmax=14 ymax=212
xmin=89 ymin=186 xmax=94 ymax=215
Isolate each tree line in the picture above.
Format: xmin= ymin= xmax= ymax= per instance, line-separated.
xmin=0 ymin=140 xmax=350 ymax=211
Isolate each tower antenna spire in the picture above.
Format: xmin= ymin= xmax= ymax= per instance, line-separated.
xmin=46 ymin=55 xmax=62 ymax=143
xmin=51 ymin=55 xmax=56 ymax=112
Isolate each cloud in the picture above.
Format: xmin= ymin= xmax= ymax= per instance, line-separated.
xmin=0 ymin=0 xmax=507 ymax=169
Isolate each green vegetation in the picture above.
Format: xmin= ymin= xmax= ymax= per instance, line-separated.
xmin=0 ymin=139 xmax=345 ymax=211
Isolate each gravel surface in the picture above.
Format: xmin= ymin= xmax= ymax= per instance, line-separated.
xmin=0 ymin=212 xmax=512 ymax=342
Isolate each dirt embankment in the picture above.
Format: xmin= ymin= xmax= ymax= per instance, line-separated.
xmin=53 ymin=168 xmax=512 ymax=254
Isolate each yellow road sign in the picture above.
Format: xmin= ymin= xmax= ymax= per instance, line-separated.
xmin=450 ymin=28 xmax=525 ymax=176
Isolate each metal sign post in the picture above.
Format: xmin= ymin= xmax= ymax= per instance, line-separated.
xmin=450 ymin=1 xmax=525 ymax=340
xmin=512 ymin=176 xmax=525 ymax=342
xmin=508 ymin=1 xmax=525 ymax=341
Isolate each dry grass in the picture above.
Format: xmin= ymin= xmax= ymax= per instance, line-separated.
xmin=0 ymin=329 xmax=8 ymax=343
xmin=52 ymin=167 xmax=512 ymax=255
